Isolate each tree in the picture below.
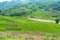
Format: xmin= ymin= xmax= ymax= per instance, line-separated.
xmin=0 ymin=10 xmax=2 ymax=12
xmin=55 ymin=18 xmax=60 ymax=24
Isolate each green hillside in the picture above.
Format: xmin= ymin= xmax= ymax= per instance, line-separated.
xmin=0 ymin=15 xmax=60 ymax=34
xmin=0 ymin=0 xmax=60 ymax=40
xmin=0 ymin=1 xmax=60 ymax=20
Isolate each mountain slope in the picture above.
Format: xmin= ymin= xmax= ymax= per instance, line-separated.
xmin=0 ymin=0 xmax=60 ymax=20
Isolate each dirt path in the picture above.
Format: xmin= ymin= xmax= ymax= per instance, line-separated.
xmin=29 ymin=18 xmax=55 ymax=22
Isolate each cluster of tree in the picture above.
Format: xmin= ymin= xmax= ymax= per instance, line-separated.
xmin=0 ymin=0 xmax=60 ymax=17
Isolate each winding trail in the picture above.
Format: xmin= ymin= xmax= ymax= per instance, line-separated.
xmin=29 ymin=18 xmax=60 ymax=24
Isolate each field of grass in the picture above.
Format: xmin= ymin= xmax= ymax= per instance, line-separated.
xmin=0 ymin=37 xmax=25 ymax=40
xmin=0 ymin=36 xmax=56 ymax=40
xmin=0 ymin=15 xmax=60 ymax=40
xmin=31 ymin=10 xmax=57 ymax=20
xmin=1 ymin=1 xmax=60 ymax=40
xmin=0 ymin=15 xmax=59 ymax=34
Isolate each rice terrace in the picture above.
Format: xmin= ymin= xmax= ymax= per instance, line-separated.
xmin=0 ymin=0 xmax=60 ymax=40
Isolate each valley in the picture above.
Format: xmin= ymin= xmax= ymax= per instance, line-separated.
xmin=0 ymin=0 xmax=60 ymax=40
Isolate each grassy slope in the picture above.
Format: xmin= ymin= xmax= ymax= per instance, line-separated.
xmin=0 ymin=16 xmax=60 ymax=34
xmin=32 ymin=9 xmax=57 ymax=20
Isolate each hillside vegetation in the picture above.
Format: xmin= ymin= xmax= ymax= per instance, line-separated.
xmin=0 ymin=16 xmax=59 ymax=34
xmin=0 ymin=1 xmax=60 ymax=20
xmin=0 ymin=0 xmax=60 ymax=40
